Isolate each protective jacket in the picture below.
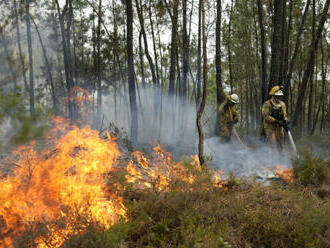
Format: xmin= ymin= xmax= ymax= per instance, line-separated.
xmin=219 ymin=100 xmax=240 ymax=142
xmin=262 ymin=98 xmax=287 ymax=151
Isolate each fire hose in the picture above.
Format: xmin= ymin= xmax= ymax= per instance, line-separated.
xmin=277 ymin=120 xmax=298 ymax=156
xmin=232 ymin=127 xmax=249 ymax=150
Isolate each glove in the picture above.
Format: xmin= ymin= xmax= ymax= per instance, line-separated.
xmin=230 ymin=119 xmax=238 ymax=125
xmin=277 ymin=120 xmax=289 ymax=132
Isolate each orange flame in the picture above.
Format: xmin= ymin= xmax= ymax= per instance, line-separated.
xmin=0 ymin=118 xmax=125 ymax=247
xmin=274 ymin=165 xmax=294 ymax=183
xmin=0 ymin=120 xmax=226 ymax=247
xmin=125 ymin=144 xmax=225 ymax=192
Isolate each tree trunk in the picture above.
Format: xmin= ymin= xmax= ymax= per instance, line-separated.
xmin=148 ymin=0 xmax=160 ymax=86
xmin=257 ymin=0 xmax=268 ymax=104
xmin=228 ymin=0 xmax=234 ymax=94
xmin=319 ymin=36 xmax=328 ymax=134
xmin=14 ymin=0 xmax=28 ymax=92
xmin=196 ymin=0 xmax=202 ymax=108
xmin=197 ymin=0 xmax=207 ymax=166
xmin=292 ymin=0 xmax=330 ymax=127
xmin=269 ymin=0 xmax=285 ymax=91
xmin=138 ymin=31 xmax=146 ymax=87
xmin=1 ymin=34 xmax=18 ymax=94
xmin=168 ymin=0 xmax=179 ymax=95
xmin=282 ymin=0 xmax=293 ymax=107
xmin=55 ymin=0 xmax=74 ymax=119
xmin=215 ymin=0 xmax=225 ymax=134
xmin=286 ymin=0 xmax=310 ymax=103
xmin=135 ymin=0 xmax=158 ymax=86
xmin=182 ymin=0 xmax=189 ymax=100
xmin=307 ymin=0 xmax=315 ymax=134
xmin=30 ymin=16 xmax=58 ymax=115
xmin=26 ymin=0 xmax=35 ymax=119
xmin=96 ymin=0 xmax=102 ymax=125
xmin=126 ymin=0 xmax=138 ymax=143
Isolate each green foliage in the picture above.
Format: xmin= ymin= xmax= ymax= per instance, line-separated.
xmin=0 ymin=91 xmax=48 ymax=147
xmin=61 ymin=159 xmax=330 ymax=248
xmin=63 ymin=221 xmax=134 ymax=248
xmin=293 ymin=152 xmax=330 ymax=186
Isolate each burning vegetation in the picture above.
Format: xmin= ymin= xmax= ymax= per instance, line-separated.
xmin=0 ymin=119 xmax=329 ymax=248
xmin=0 ymin=118 xmax=125 ymax=247
xmin=0 ymin=118 xmax=226 ymax=247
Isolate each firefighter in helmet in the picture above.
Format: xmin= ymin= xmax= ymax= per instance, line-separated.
xmin=262 ymin=86 xmax=288 ymax=154
xmin=219 ymin=94 xmax=240 ymax=142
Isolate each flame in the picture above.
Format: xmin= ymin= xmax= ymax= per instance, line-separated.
xmin=0 ymin=119 xmax=226 ymax=247
xmin=0 ymin=118 xmax=125 ymax=247
xmin=274 ymin=165 xmax=294 ymax=183
xmin=125 ymin=144 xmax=225 ymax=192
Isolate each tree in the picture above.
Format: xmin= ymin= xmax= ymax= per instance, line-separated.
xmin=14 ymin=0 xmax=28 ymax=92
xmin=196 ymin=0 xmax=202 ymax=108
xmin=257 ymin=0 xmax=268 ymax=104
xmin=182 ymin=0 xmax=189 ymax=100
xmin=168 ymin=0 xmax=179 ymax=96
xmin=292 ymin=0 xmax=330 ymax=127
xmin=25 ymin=0 xmax=35 ymax=118
xmin=215 ymin=0 xmax=225 ymax=133
xmin=126 ymin=0 xmax=138 ymax=143
xmin=285 ymin=0 xmax=311 ymax=107
xmin=197 ymin=0 xmax=207 ymax=166
xmin=268 ymin=0 xmax=286 ymax=91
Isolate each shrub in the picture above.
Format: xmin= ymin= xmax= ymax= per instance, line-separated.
xmin=293 ymin=152 xmax=330 ymax=186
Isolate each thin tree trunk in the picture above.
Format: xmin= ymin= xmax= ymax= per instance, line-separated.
xmin=96 ymin=0 xmax=102 ymax=125
xmin=168 ymin=0 xmax=179 ymax=96
xmin=30 ymin=16 xmax=58 ymax=115
xmin=282 ymin=0 xmax=293 ymax=106
xmin=196 ymin=0 xmax=202 ymax=108
xmin=148 ymin=0 xmax=160 ymax=85
xmin=1 ymin=34 xmax=18 ymax=94
xmin=257 ymin=0 xmax=268 ymax=104
xmin=138 ymin=31 xmax=146 ymax=87
xmin=319 ymin=36 xmax=328 ymax=134
xmin=292 ymin=0 xmax=330 ymax=127
xmin=182 ymin=0 xmax=189 ymax=100
xmin=126 ymin=0 xmax=138 ymax=143
xmin=269 ymin=0 xmax=285 ymax=91
xmin=14 ymin=0 xmax=28 ymax=92
xmin=55 ymin=0 xmax=74 ymax=119
xmin=26 ymin=0 xmax=35 ymax=119
xmin=228 ymin=0 xmax=234 ymax=94
xmin=197 ymin=0 xmax=207 ymax=166
xmin=286 ymin=0 xmax=311 ymax=103
xmin=215 ymin=0 xmax=225 ymax=134
xmin=135 ymin=0 xmax=158 ymax=86
xmin=307 ymin=0 xmax=316 ymax=134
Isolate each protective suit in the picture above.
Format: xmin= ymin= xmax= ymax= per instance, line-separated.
xmin=262 ymin=86 xmax=288 ymax=154
xmin=219 ymin=94 xmax=240 ymax=142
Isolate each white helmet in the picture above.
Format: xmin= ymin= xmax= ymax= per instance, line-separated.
xmin=230 ymin=94 xmax=239 ymax=104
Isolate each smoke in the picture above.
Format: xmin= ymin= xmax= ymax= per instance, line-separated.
xmin=101 ymin=86 xmax=293 ymax=178
xmin=204 ymin=137 xmax=292 ymax=178
xmin=101 ymin=86 xmax=201 ymax=147
xmin=0 ymin=117 xmax=15 ymax=149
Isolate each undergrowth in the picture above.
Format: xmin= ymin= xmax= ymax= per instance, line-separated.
xmin=6 ymin=153 xmax=330 ymax=248
xmin=61 ymin=155 xmax=330 ymax=248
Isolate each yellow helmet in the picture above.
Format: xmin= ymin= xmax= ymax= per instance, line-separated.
xmin=269 ymin=86 xmax=284 ymax=96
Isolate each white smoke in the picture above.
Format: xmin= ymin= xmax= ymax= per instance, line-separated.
xmin=0 ymin=117 xmax=16 ymax=148
xmin=100 ymin=86 xmax=294 ymax=179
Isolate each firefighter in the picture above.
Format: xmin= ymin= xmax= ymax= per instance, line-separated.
xmin=219 ymin=94 xmax=240 ymax=142
xmin=261 ymin=86 xmax=288 ymax=155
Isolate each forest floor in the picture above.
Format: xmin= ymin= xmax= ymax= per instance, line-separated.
xmin=0 ymin=127 xmax=329 ymax=248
